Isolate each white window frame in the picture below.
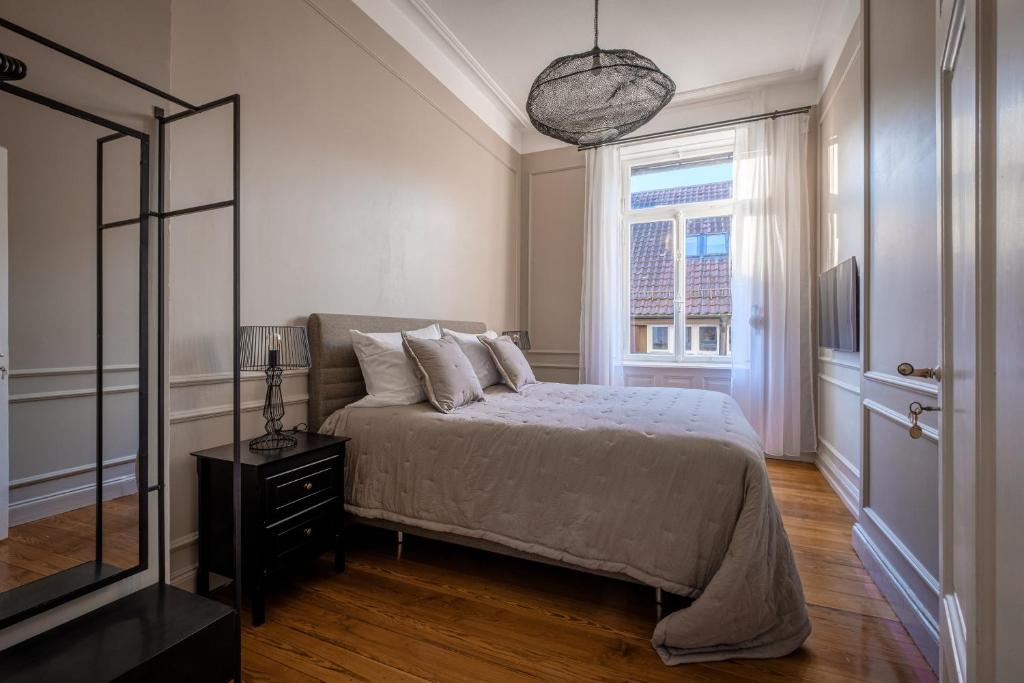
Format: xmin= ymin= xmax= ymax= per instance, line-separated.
xmin=646 ymin=324 xmax=674 ymax=353
xmin=621 ymin=130 xmax=735 ymax=365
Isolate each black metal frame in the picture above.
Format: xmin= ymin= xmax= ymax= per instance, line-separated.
xmin=155 ymin=96 xmax=242 ymax=621
xmin=0 ymin=80 xmax=150 ymax=630
xmin=0 ymin=20 xmax=243 ymax=676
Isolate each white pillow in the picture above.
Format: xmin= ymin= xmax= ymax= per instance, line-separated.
xmin=443 ymin=328 xmax=501 ymax=388
xmin=350 ymin=323 xmax=441 ymax=407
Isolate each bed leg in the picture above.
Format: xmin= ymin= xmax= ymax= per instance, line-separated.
xmin=396 ymin=530 xmax=404 ymax=560
xmin=655 ymin=587 xmax=663 ymax=620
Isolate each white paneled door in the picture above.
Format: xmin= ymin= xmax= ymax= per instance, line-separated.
xmin=855 ymin=0 xmax=941 ymax=672
xmin=938 ymin=0 xmax=995 ymax=681
xmin=0 ymin=148 xmax=9 ymax=540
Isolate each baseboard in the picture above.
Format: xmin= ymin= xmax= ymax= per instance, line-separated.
xmin=815 ymin=444 xmax=859 ymax=518
xmin=764 ymin=452 xmax=817 ymax=463
xmin=852 ymin=522 xmax=939 ymax=673
xmin=9 ymin=473 xmax=138 ymax=526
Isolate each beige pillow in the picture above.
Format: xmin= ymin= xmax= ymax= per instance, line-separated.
xmin=402 ymin=334 xmax=485 ymax=413
xmin=443 ymin=328 xmax=501 ymax=388
xmin=479 ymin=335 xmax=537 ymax=392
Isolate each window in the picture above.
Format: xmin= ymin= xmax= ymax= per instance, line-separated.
xmin=646 ymin=325 xmax=673 ymax=353
xmin=624 ymin=131 xmax=734 ymax=362
xmin=698 ymin=326 xmax=719 ymax=353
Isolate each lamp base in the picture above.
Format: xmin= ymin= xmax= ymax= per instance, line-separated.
xmin=248 ymin=431 xmax=298 ymax=451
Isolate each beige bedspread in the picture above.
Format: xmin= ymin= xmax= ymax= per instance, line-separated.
xmin=320 ymin=382 xmax=810 ymax=664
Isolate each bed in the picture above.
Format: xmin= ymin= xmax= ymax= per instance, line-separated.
xmin=308 ymin=313 xmax=810 ymax=664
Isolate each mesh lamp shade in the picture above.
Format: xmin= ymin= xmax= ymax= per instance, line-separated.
xmin=238 ymin=326 xmax=310 ymax=451
xmin=527 ymin=48 xmax=675 ymax=146
xmin=239 ymin=325 xmax=310 ymax=371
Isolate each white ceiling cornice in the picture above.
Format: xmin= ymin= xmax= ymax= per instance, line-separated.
xmin=351 ymin=0 xmax=529 ymax=151
xmin=404 ymin=0 xmax=530 ymax=129
xmin=353 ymin=0 xmax=857 ymax=156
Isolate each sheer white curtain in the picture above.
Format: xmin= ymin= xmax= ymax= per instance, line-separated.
xmin=730 ymin=115 xmax=817 ymax=457
xmin=579 ymin=145 xmax=624 ymax=385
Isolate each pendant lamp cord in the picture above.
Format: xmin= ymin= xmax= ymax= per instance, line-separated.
xmin=593 ymin=0 xmax=600 ymax=48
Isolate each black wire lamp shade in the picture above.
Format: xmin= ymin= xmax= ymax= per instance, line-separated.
xmin=526 ymin=0 xmax=675 ymax=146
xmin=239 ymin=325 xmax=311 ymax=451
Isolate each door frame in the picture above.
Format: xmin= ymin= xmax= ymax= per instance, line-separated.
xmin=936 ymin=0 xmax=997 ymax=680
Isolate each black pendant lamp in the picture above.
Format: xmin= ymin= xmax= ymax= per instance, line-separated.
xmin=526 ymin=0 xmax=675 ymax=146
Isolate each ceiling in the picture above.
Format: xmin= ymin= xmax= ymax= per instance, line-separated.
xmin=352 ymin=0 xmax=858 ymax=152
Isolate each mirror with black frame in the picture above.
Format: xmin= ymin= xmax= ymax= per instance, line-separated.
xmin=0 ymin=70 xmax=146 ymax=627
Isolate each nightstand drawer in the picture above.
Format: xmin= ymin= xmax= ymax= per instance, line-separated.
xmin=266 ymin=499 xmax=337 ymax=571
xmin=264 ymin=453 xmax=340 ymax=522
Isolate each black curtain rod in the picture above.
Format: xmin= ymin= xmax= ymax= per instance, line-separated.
xmin=577 ymin=105 xmax=813 ymax=151
xmin=0 ymin=16 xmax=199 ymax=111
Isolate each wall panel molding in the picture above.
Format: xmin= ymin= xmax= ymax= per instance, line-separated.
xmin=817 ymin=355 xmax=861 ymax=370
xmin=863 ymin=370 xmax=939 ymax=397
xmin=10 ymin=384 xmax=139 ymax=405
xmin=169 ymin=394 xmax=309 ymax=425
xmin=864 ymin=397 xmax=938 ymax=443
xmin=9 ymin=364 xmax=139 ymax=379
xmin=169 ymin=368 xmax=308 ymax=388
xmin=818 ymin=372 xmax=860 ymax=395
xmin=9 ymin=454 xmax=137 ymax=491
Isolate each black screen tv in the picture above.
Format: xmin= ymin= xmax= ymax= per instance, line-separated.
xmin=818 ymin=257 xmax=859 ymax=352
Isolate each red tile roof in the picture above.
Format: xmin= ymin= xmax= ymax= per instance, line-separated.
xmin=629 ymin=214 xmax=732 ymax=319
xmin=630 ymin=180 xmax=732 ymax=210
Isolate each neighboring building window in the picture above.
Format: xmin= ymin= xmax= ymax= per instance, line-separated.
xmin=625 ymin=132 xmax=734 ymax=362
xmin=698 ymin=325 xmax=719 ymax=353
xmin=646 ymin=325 xmax=673 ymax=353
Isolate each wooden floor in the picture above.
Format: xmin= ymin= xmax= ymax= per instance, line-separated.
xmin=0 ymin=495 xmax=140 ymax=592
xmin=233 ymin=460 xmax=935 ymax=682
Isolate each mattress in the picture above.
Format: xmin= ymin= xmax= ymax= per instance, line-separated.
xmin=320 ymin=382 xmax=810 ymax=664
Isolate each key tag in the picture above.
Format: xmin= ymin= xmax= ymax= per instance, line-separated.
xmin=908 ymin=402 xmax=924 ymax=439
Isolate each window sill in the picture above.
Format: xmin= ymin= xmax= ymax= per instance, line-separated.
xmin=621 ymin=359 xmax=731 ymax=370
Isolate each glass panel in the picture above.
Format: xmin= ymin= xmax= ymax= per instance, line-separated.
xmin=686 ymin=326 xmax=693 ymax=352
xmin=630 ymin=156 xmax=733 ymax=210
xmin=650 ymin=326 xmax=670 ymax=351
xmin=629 ymin=220 xmax=675 ymax=354
xmin=685 ymin=235 xmax=701 ymax=257
xmin=684 ymin=215 xmax=731 ymax=357
xmin=0 ymin=104 xmax=143 ymax=624
xmin=705 ymin=233 xmax=729 ymax=255
xmin=699 ymin=326 xmax=719 ymax=352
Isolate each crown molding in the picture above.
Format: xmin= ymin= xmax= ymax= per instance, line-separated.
xmin=404 ymin=0 xmax=530 ymax=129
xmin=664 ymin=69 xmax=808 ymax=109
xmin=350 ymin=0 xmax=527 ymax=151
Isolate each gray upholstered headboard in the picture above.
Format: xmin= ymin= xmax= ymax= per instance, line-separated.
xmin=307 ymin=313 xmax=487 ymax=430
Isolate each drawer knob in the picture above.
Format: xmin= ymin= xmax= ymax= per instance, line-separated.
xmin=303 ymin=481 xmax=313 ymax=491
xmin=303 ymin=527 xmax=313 ymax=537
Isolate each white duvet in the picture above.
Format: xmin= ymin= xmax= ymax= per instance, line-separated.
xmin=320 ymin=382 xmax=810 ymax=664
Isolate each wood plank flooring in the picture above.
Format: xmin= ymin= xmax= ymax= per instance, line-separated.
xmin=0 ymin=495 xmax=140 ymax=592
xmin=234 ymin=460 xmax=935 ymax=682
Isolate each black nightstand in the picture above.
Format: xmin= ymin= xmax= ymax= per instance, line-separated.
xmin=191 ymin=432 xmax=349 ymax=626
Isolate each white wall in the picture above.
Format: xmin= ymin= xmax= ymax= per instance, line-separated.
xmin=815 ymin=14 xmax=864 ymax=516
xmin=164 ymin=0 xmax=522 ymax=586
